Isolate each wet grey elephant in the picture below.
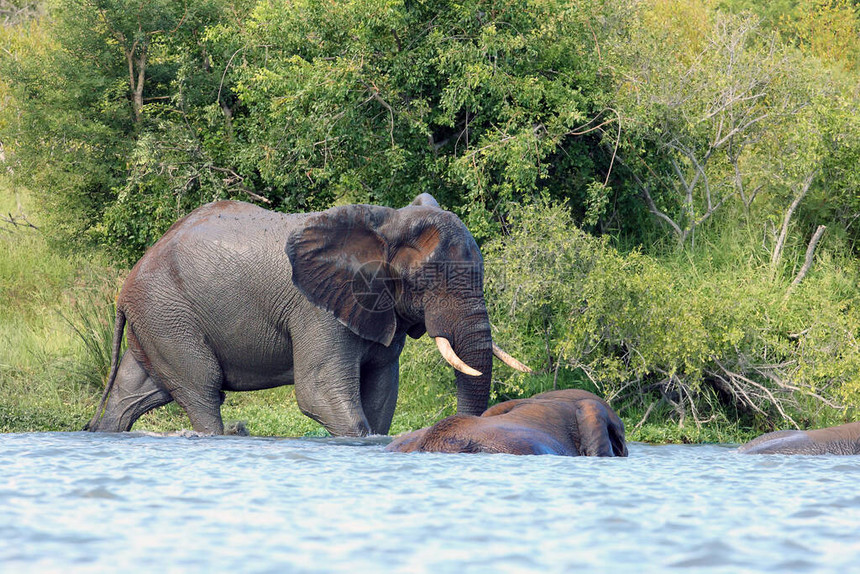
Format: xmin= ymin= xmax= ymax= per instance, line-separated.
xmin=385 ymin=389 xmax=628 ymax=456
xmin=738 ymin=422 xmax=860 ymax=455
xmin=85 ymin=194 xmax=529 ymax=436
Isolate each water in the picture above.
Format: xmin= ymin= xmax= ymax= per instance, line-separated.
xmin=1 ymin=433 xmax=859 ymax=573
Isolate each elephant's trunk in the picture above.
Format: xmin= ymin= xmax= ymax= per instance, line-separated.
xmin=424 ymin=297 xmax=493 ymax=416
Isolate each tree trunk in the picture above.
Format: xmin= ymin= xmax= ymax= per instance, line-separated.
xmin=125 ymin=42 xmax=147 ymax=123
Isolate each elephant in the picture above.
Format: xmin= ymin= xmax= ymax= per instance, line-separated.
xmin=385 ymin=389 xmax=628 ymax=456
xmin=737 ymin=422 xmax=860 ymax=455
xmin=84 ymin=194 xmax=529 ymax=436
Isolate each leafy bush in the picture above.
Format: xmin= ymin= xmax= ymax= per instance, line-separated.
xmin=484 ymin=198 xmax=860 ymax=430
xmin=2 ymin=0 xmax=633 ymax=258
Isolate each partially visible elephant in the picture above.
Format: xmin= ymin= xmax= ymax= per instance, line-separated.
xmin=738 ymin=422 xmax=860 ymax=455
xmin=385 ymin=389 xmax=628 ymax=457
xmin=85 ymin=194 xmax=529 ymax=436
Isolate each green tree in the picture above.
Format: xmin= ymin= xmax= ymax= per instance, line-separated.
xmin=0 ymin=0 xmax=244 ymax=254
xmin=225 ymin=0 xmax=629 ymax=236
xmin=69 ymin=1 xmax=191 ymax=123
xmin=609 ymin=1 xmax=859 ymax=258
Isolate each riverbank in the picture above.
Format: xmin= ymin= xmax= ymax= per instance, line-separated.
xmin=0 ymin=186 xmax=848 ymax=443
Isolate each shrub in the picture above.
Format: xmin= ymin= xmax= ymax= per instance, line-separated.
xmin=484 ymin=198 xmax=860 ymax=430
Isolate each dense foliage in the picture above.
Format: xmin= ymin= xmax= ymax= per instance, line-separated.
xmin=485 ymin=200 xmax=860 ymax=430
xmin=1 ymin=0 xmax=858 ymax=434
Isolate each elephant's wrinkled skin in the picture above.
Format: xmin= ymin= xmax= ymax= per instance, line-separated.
xmin=86 ymin=194 xmax=502 ymax=436
xmin=385 ymin=389 xmax=628 ymax=456
xmin=738 ymin=422 xmax=860 ymax=455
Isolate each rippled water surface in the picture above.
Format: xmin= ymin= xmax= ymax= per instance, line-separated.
xmin=2 ymin=433 xmax=859 ymax=573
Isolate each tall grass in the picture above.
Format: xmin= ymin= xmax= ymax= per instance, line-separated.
xmin=0 ymin=185 xmax=108 ymax=430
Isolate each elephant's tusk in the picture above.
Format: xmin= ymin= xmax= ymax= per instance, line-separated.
xmin=492 ymin=343 xmax=533 ymax=373
xmin=434 ymin=337 xmax=483 ymax=377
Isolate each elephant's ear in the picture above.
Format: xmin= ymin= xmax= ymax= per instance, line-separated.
xmin=409 ymin=193 xmax=440 ymax=208
xmin=286 ymin=205 xmax=398 ymax=347
xmin=575 ymin=401 xmax=615 ymax=457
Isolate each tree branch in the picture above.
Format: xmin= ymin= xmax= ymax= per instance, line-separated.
xmin=783 ymin=225 xmax=826 ymax=302
xmin=771 ymin=170 xmax=817 ymax=271
xmin=641 ymin=183 xmax=684 ymax=241
xmin=358 ymin=80 xmax=395 ymax=146
xmin=1 ymin=211 xmax=38 ymax=231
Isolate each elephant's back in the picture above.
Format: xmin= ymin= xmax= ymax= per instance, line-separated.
xmin=122 ymin=201 xmax=306 ymax=289
xmin=117 ymin=200 xmax=311 ymax=331
xmin=160 ymin=200 xmax=308 ymax=247
xmin=114 ymin=201 xmax=311 ymax=382
xmin=804 ymin=422 xmax=860 ymax=455
xmin=737 ymin=430 xmax=811 ymax=454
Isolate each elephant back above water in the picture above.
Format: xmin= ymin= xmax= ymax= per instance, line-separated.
xmin=738 ymin=422 xmax=860 ymax=455
xmin=85 ymin=194 xmax=528 ymax=436
xmin=385 ymin=388 xmax=628 ymax=456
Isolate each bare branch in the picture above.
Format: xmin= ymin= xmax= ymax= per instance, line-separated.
xmin=207 ymin=165 xmax=271 ymax=204
xmin=358 ymin=80 xmax=395 ymax=147
xmin=1 ymin=211 xmax=38 ymax=230
xmin=633 ymin=399 xmax=660 ymax=430
xmin=711 ymin=111 xmax=771 ymax=149
xmin=1 ymin=0 xmax=39 ymax=26
xmin=771 ymin=170 xmax=818 ymax=270
xmin=217 ymin=48 xmax=246 ymax=105
xmin=603 ymin=108 xmax=622 ymax=186
xmin=694 ymin=188 xmax=737 ymax=227
xmin=236 ymin=188 xmax=272 ymax=204
xmin=713 ymin=359 xmax=799 ymax=428
xmin=703 ymin=91 xmax=767 ymax=122
xmin=641 ymin=183 xmax=684 ymax=240
xmin=783 ymin=225 xmax=826 ymax=302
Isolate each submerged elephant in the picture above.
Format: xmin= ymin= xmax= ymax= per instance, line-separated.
xmin=85 ymin=194 xmax=529 ymax=436
xmin=385 ymin=389 xmax=628 ymax=456
xmin=738 ymin=422 xmax=860 ymax=455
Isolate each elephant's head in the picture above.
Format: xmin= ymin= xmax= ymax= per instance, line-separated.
xmin=285 ymin=193 xmax=524 ymax=415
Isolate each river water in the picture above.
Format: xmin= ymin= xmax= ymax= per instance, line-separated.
xmin=1 ymin=432 xmax=859 ymax=573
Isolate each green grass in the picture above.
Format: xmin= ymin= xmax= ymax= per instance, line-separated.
xmin=1 ymin=184 xmax=110 ymax=431
xmin=628 ymin=420 xmax=759 ymax=445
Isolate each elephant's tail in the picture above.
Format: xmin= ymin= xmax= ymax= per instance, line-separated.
xmin=84 ymin=308 xmax=126 ymax=431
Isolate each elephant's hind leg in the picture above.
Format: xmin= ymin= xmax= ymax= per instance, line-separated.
xmin=92 ymin=351 xmax=173 ymax=432
xmin=147 ymin=344 xmax=226 ymax=435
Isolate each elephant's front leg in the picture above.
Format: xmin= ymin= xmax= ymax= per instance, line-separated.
xmin=293 ymin=353 xmax=372 ymax=437
xmin=360 ymin=360 xmax=399 ymax=435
